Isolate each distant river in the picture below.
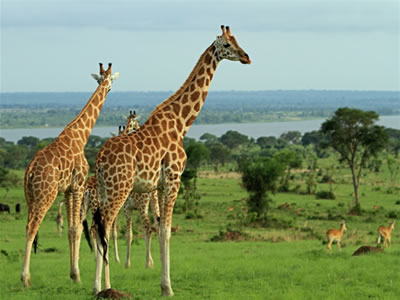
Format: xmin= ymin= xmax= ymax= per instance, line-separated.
xmin=0 ymin=115 xmax=399 ymax=143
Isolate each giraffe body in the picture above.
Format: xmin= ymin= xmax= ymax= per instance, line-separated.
xmin=92 ymin=26 xmax=250 ymax=295
xmin=21 ymin=63 xmax=117 ymax=287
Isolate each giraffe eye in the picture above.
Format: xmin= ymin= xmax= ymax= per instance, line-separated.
xmin=223 ymin=44 xmax=230 ymax=48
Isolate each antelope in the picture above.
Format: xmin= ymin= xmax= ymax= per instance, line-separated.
xmin=326 ymin=220 xmax=347 ymax=250
xmin=377 ymin=220 xmax=395 ymax=248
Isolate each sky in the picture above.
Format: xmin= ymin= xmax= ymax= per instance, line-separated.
xmin=1 ymin=0 xmax=399 ymax=92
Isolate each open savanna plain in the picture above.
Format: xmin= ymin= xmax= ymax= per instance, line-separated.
xmin=0 ymin=164 xmax=399 ymax=300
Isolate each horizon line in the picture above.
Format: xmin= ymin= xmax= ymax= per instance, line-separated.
xmin=1 ymin=89 xmax=400 ymax=94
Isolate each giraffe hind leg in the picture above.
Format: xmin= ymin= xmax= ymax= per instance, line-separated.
xmin=21 ymin=183 xmax=58 ymax=287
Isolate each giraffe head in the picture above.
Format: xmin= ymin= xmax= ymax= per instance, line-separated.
xmin=124 ymin=110 xmax=140 ymax=134
xmin=90 ymin=63 xmax=120 ymax=89
xmin=214 ymin=25 xmax=251 ymax=64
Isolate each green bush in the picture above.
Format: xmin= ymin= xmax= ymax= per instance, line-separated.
xmin=315 ymin=191 xmax=335 ymax=200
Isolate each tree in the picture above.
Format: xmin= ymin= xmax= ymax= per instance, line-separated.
xmin=0 ymin=167 xmax=22 ymax=198
xmin=208 ymin=143 xmax=232 ymax=171
xmin=280 ymin=131 xmax=302 ymax=144
xmin=303 ymin=145 xmax=318 ymax=194
xmin=17 ymin=136 xmax=40 ymax=149
xmin=199 ymin=133 xmax=218 ymax=145
xmin=181 ymin=140 xmax=209 ymax=214
xmin=240 ymin=157 xmax=285 ymax=219
xmin=256 ymin=136 xmax=277 ymax=149
xmin=320 ymin=108 xmax=388 ymax=213
xmin=219 ymin=130 xmax=249 ymax=149
xmin=385 ymin=154 xmax=400 ymax=188
xmin=274 ymin=149 xmax=303 ymax=191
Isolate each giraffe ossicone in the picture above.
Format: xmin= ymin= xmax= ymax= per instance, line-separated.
xmin=92 ymin=25 xmax=250 ymax=296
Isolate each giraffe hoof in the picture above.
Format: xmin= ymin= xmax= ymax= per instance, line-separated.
xmin=70 ymin=272 xmax=81 ymax=283
xmin=161 ymin=285 xmax=174 ymax=297
xmin=21 ymin=274 xmax=31 ymax=287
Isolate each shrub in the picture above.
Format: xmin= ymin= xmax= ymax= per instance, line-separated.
xmin=387 ymin=211 xmax=398 ymax=219
xmin=315 ymin=191 xmax=335 ymax=200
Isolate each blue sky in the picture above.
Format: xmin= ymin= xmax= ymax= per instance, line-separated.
xmin=1 ymin=0 xmax=399 ymax=92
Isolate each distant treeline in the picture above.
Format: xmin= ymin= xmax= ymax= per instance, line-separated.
xmin=1 ymin=90 xmax=399 ymax=128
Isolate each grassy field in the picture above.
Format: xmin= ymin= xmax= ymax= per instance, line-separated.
xmin=0 ymin=165 xmax=399 ymax=299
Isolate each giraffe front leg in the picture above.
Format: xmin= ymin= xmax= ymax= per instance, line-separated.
xmin=138 ymin=193 xmax=154 ymax=268
xmin=150 ymin=190 xmax=160 ymax=233
xmin=124 ymin=200 xmax=134 ymax=268
xmin=111 ymin=220 xmax=120 ymax=263
xmin=158 ymin=177 xmax=180 ymax=296
xmin=159 ymin=219 xmax=173 ymax=296
xmin=69 ymin=186 xmax=85 ymax=282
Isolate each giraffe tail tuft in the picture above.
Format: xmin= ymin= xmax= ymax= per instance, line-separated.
xmin=93 ymin=208 xmax=108 ymax=264
xmin=33 ymin=233 xmax=39 ymax=254
xmin=82 ymin=219 xmax=93 ymax=251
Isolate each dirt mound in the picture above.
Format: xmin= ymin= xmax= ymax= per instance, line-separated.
xmin=96 ymin=288 xmax=131 ymax=299
xmin=352 ymin=246 xmax=383 ymax=256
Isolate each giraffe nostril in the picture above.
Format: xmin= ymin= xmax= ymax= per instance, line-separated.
xmin=244 ymin=53 xmax=249 ymax=58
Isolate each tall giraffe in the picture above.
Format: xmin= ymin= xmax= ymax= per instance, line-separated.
xmin=93 ymin=25 xmax=250 ymax=295
xmin=21 ymin=63 xmax=119 ymax=287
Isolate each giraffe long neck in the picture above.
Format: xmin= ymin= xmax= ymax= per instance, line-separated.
xmin=59 ymin=80 xmax=110 ymax=149
xmin=145 ymin=43 xmax=219 ymax=137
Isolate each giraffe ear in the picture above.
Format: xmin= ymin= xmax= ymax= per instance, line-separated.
xmin=111 ymin=72 xmax=120 ymax=81
xmin=91 ymin=73 xmax=102 ymax=82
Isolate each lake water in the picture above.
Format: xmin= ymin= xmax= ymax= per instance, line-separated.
xmin=0 ymin=115 xmax=398 ymax=143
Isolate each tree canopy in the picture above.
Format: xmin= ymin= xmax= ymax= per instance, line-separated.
xmin=320 ymin=107 xmax=388 ymax=212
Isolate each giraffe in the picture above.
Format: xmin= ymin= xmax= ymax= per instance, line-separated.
xmin=82 ymin=114 xmax=159 ymax=268
xmin=56 ymin=201 xmax=64 ymax=236
xmin=123 ymin=110 xmax=140 ymax=134
xmin=21 ymin=63 xmax=119 ymax=287
xmin=92 ymin=25 xmax=250 ymax=296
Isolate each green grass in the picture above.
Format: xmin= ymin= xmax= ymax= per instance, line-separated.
xmin=0 ymin=165 xmax=399 ymax=299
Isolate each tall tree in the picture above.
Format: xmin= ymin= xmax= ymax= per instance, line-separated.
xmin=320 ymin=108 xmax=388 ymax=213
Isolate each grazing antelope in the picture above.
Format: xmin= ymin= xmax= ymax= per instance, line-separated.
xmin=56 ymin=201 xmax=64 ymax=237
xmin=326 ymin=220 xmax=347 ymax=250
xmin=377 ymin=220 xmax=395 ymax=248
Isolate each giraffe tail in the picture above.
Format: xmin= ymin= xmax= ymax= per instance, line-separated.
xmin=82 ymin=219 xmax=93 ymax=251
xmin=93 ymin=208 xmax=108 ymax=264
xmin=33 ymin=232 xmax=39 ymax=254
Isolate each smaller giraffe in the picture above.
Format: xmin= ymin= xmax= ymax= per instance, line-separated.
xmin=377 ymin=220 xmax=395 ymax=248
xmin=56 ymin=201 xmax=64 ymax=237
xmin=123 ymin=110 xmax=140 ymax=134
